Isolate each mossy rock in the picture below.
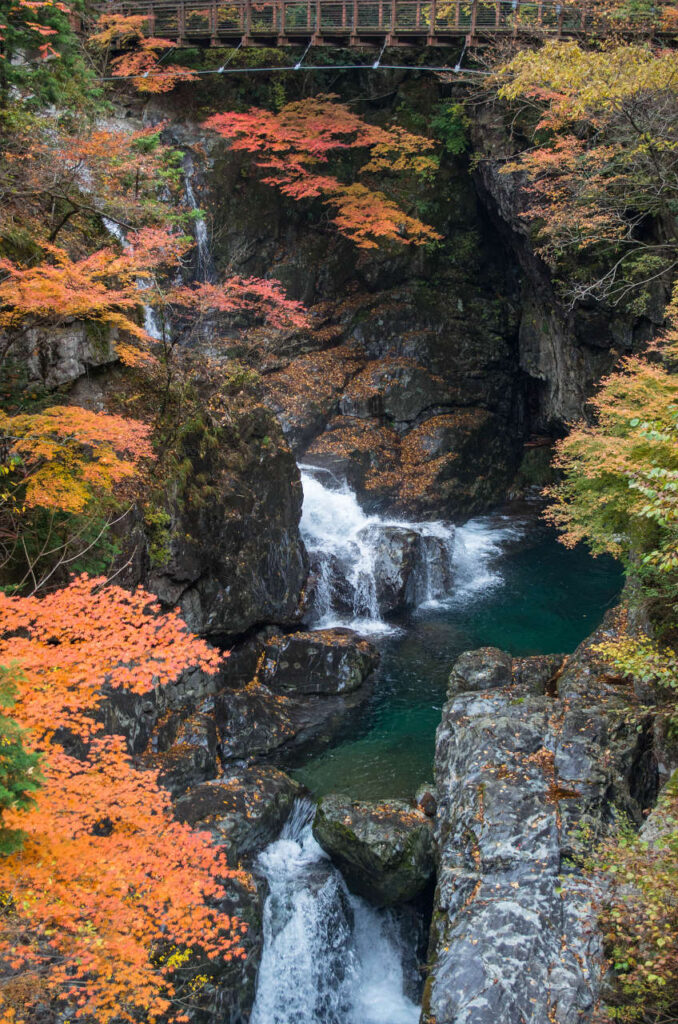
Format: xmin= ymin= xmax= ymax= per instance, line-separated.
xmin=312 ymin=794 xmax=435 ymax=907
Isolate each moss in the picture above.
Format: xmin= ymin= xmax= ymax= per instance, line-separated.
xmin=143 ymin=505 xmax=172 ymax=568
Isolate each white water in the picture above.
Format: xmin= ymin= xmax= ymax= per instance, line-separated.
xmin=299 ymin=467 xmax=521 ymax=635
xmin=300 ymin=467 xmax=456 ymax=635
xmin=251 ymin=799 xmax=420 ymax=1024
xmin=102 ymin=217 xmax=163 ymax=341
xmin=184 ymin=158 xmax=214 ymax=283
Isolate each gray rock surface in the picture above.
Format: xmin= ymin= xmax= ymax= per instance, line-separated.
xmin=448 ymin=646 xmax=513 ymax=696
xmin=313 ymin=794 xmax=435 ymax=907
xmin=424 ymin=620 xmax=659 ymax=1024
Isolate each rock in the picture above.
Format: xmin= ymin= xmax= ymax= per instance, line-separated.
xmin=424 ymin=616 xmax=660 ymax=1024
xmin=145 ymin=399 xmax=308 ymax=639
xmin=513 ymin=653 xmax=565 ymax=694
xmin=259 ymin=628 xmax=379 ymax=696
xmin=101 ymin=664 xmax=222 ymax=755
xmin=139 ymin=710 xmax=218 ymax=798
xmin=363 ymin=524 xmax=421 ymax=615
xmin=415 ymin=783 xmax=438 ymax=818
xmin=3 ymin=321 xmax=118 ymax=390
xmin=312 ymin=794 xmax=435 ymax=907
xmin=447 ymin=646 xmax=513 ymax=696
xmin=215 ymin=681 xmax=371 ymax=763
xmin=174 ymin=766 xmax=302 ymax=864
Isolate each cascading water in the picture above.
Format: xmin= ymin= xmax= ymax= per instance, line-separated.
xmin=102 ymin=217 xmax=163 ymax=341
xmin=300 ymin=466 xmax=457 ymax=633
xmin=251 ymin=799 xmax=420 ymax=1024
xmin=184 ymin=157 xmax=214 ymax=283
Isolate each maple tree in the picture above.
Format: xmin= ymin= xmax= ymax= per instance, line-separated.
xmin=545 ymin=283 xmax=678 ymax=613
xmin=89 ymin=12 xmax=199 ymax=93
xmin=493 ymin=41 xmax=678 ymax=307
xmin=0 ymin=576 xmax=248 ymax=1024
xmin=0 ymin=0 xmax=92 ymax=108
xmin=204 ymin=96 xmax=441 ymax=249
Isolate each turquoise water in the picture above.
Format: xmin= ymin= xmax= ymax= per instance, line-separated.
xmin=290 ymin=515 xmax=623 ymax=801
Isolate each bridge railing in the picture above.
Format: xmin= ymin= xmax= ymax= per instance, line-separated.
xmin=107 ymin=0 xmax=671 ymax=40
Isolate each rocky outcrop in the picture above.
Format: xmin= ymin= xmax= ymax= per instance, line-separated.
xmin=215 ymin=679 xmax=371 ymax=763
xmin=146 ymin=399 xmax=308 ymax=639
xmin=313 ymin=794 xmax=436 ymax=907
xmin=259 ymin=628 xmax=380 ymax=695
xmin=174 ymin=765 xmax=303 ymax=863
xmin=213 ymin=627 xmax=379 ymax=762
xmin=424 ymin=623 xmax=659 ymax=1024
xmin=472 ymin=111 xmax=667 ymax=433
xmin=447 ymin=646 xmax=513 ymax=696
xmin=2 ymin=321 xmax=118 ymax=390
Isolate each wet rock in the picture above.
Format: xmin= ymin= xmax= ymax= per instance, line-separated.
xmin=513 ymin=653 xmax=565 ymax=694
xmin=174 ymin=766 xmax=302 ymax=864
xmin=447 ymin=646 xmax=513 ymax=696
xmin=260 ymin=629 xmax=380 ymax=696
xmin=312 ymin=794 xmax=435 ymax=907
xmin=359 ymin=524 xmax=422 ymax=615
xmin=424 ymin=618 xmax=659 ymax=1024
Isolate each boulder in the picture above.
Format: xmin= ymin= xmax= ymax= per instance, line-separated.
xmin=174 ymin=766 xmax=303 ymax=864
xmin=259 ymin=628 xmax=379 ymax=696
xmin=447 ymin=646 xmax=513 ymax=696
xmin=215 ymin=681 xmax=371 ymax=763
xmin=363 ymin=524 xmax=420 ymax=615
xmin=312 ymin=794 xmax=435 ymax=907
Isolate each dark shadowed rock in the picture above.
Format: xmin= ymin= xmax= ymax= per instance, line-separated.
xmin=215 ymin=681 xmax=371 ymax=763
xmin=174 ymin=766 xmax=302 ymax=863
xmin=259 ymin=629 xmax=379 ymax=696
xmin=447 ymin=646 xmax=513 ymax=696
xmin=146 ymin=401 xmax=308 ymax=639
xmin=313 ymin=794 xmax=435 ymax=907
xmin=513 ymin=653 xmax=565 ymax=694
xmin=139 ymin=710 xmax=218 ymax=798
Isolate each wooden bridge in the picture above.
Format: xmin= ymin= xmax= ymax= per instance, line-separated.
xmin=106 ymin=0 xmax=673 ymax=48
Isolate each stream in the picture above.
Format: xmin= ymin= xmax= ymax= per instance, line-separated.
xmin=251 ymin=466 xmax=623 ymax=1022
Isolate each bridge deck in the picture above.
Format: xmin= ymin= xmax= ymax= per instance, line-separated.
xmin=106 ymin=0 xmax=663 ymax=47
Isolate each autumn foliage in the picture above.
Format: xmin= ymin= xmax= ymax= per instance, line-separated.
xmin=0 ymin=577 xmax=247 ymax=1024
xmin=494 ymin=41 xmax=678 ymax=305
xmin=90 ymin=13 xmax=199 ymax=93
xmin=204 ymin=96 xmax=441 ymax=249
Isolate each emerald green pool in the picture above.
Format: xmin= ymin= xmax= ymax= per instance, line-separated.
xmin=290 ymin=514 xmax=623 ymax=801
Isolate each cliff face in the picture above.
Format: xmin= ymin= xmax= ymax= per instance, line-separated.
xmin=424 ymin=620 xmax=660 ymax=1024
xmin=471 ymin=107 xmax=667 ymax=431
xmin=158 ymin=74 xmax=666 ymax=527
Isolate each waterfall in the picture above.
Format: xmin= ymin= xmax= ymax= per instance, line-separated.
xmin=299 ymin=466 xmax=456 ymax=633
xmin=184 ymin=157 xmax=214 ymax=283
xmin=299 ymin=466 xmax=524 ymax=634
xmin=251 ymin=799 xmax=420 ymax=1024
xmin=102 ymin=217 xmax=163 ymax=341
